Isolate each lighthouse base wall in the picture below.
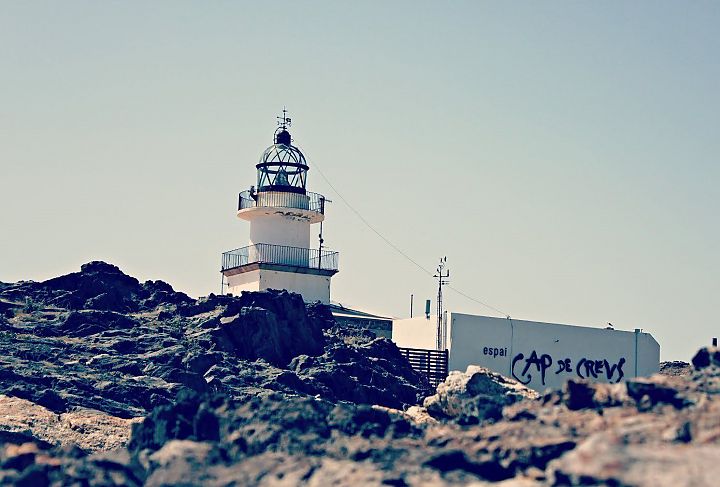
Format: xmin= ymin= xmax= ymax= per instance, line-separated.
xmin=225 ymin=267 xmax=332 ymax=304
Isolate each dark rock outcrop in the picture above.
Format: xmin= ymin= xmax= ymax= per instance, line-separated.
xmin=0 ymin=261 xmax=192 ymax=314
xmin=2 ymin=262 xmax=720 ymax=486
xmin=211 ymin=290 xmax=325 ymax=367
xmin=11 ymin=357 xmax=720 ymax=487
xmin=0 ymin=262 xmax=429 ymax=421
xmin=691 ymin=346 xmax=720 ymax=370
xmin=659 ymin=360 xmax=692 ymax=377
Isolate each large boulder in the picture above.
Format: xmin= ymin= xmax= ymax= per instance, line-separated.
xmin=292 ymin=338 xmax=431 ymax=409
xmin=424 ymin=366 xmax=539 ymax=424
xmin=42 ymin=261 xmax=144 ymax=312
xmin=209 ymin=290 xmax=325 ymax=367
xmin=691 ymin=347 xmax=720 ymax=370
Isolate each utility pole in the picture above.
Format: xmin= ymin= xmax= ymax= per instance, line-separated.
xmin=434 ymin=257 xmax=450 ymax=350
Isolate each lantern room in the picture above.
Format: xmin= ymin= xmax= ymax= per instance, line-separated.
xmin=255 ymin=128 xmax=309 ymax=194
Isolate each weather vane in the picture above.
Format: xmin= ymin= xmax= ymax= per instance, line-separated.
xmin=277 ymin=107 xmax=292 ymax=130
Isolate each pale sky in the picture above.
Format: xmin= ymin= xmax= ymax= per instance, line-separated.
xmin=1 ymin=1 xmax=718 ymax=361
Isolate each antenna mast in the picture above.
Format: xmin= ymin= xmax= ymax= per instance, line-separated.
xmin=277 ymin=107 xmax=292 ymax=130
xmin=434 ymin=257 xmax=450 ymax=350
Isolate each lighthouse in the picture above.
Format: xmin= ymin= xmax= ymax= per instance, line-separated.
xmin=220 ymin=112 xmax=339 ymax=303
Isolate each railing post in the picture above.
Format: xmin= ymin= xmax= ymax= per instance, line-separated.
xmin=442 ymin=350 xmax=448 ymax=383
xmin=426 ymin=350 xmax=431 ymax=385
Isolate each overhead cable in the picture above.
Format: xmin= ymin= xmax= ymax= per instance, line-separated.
xmin=310 ymin=157 xmax=510 ymax=318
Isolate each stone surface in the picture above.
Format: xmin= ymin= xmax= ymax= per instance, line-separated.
xmin=691 ymin=346 xmax=720 ymax=370
xmin=0 ymin=263 xmax=429 ymax=421
xmin=424 ymin=365 xmax=539 ymax=424
xmin=549 ymin=432 xmax=720 ymax=487
xmin=659 ymin=360 xmax=692 ymax=377
xmin=1 ymin=262 xmax=719 ymax=486
xmin=0 ymin=395 xmax=141 ymax=453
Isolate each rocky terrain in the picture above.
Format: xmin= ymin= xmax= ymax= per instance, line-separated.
xmin=0 ymin=262 xmax=718 ymax=486
xmin=658 ymin=360 xmax=693 ymax=377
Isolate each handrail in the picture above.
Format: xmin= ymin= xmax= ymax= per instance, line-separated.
xmin=238 ymin=190 xmax=326 ymax=213
xmin=221 ymin=243 xmax=339 ymax=272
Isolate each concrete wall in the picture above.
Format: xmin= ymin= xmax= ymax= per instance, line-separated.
xmin=249 ymin=215 xmax=311 ymax=249
xmin=447 ymin=313 xmax=660 ymax=391
xmin=392 ymin=316 xmax=438 ymax=350
xmin=392 ymin=312 xmax=660 ymax=392
xmin=226 ymin=270 xmax=261 ymax=293
xmin=260 ymin=269 xmax=331 ymax=304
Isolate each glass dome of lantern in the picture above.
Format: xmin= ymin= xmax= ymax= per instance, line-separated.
xmin=255 ymin=112 xmax=309 ymax=194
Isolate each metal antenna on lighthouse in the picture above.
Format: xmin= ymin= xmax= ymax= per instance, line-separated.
xmin=434 ymin=257 xmax=450 ymax=350
xmin=277 ymin=107 xmax=292 ymax=130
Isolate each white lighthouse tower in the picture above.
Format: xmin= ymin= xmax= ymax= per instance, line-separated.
xmin=220 ymin=112 xmax=339 ymax=303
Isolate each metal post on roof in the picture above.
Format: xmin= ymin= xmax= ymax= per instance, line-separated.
xmin=434 ymin=257 xmax=450 ymax=351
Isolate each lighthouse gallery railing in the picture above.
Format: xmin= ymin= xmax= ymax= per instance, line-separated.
xmin=221 ymin=243 xmax=339 ymax=272
xmin=238 ymin=190 xmax=326 ymax=214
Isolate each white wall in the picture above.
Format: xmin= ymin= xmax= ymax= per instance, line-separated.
xmin=227 ymin=269 xmax=330 ymax=304
xmin=446 ymin=313 xmax=660 ymax=391
xmin=392 ymin=316 xmax=438 ymax=350
xmin=260 ymin=269 xmax=331 ymax=304
xmin=226 ymin=268 xmax=331 ymax=303
xmin=249 ymin=215 xmax=312 ymax=250
xmin=226 ymin=269 xmax=261 ymax=294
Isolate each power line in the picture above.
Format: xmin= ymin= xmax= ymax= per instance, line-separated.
xmin=310 ymin=157 xmax=510 ymax=318
xmin=446 ymin=284 xmax=508 ymax=317
xmin=309 ymin=157 xmax=434 ymax=278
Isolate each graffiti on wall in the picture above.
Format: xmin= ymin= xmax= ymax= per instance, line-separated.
xmin=511 ymin=350 xmax=626 ymax=386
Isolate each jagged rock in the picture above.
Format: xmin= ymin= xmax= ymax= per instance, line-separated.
xmin=2 ymin=358 xmax=720 ymax=486
xmin=692 ymin=346 xmax=720 ymax=370
xmin=424 ymin=366 xmax=539 ymax=424
xmin=5 ymin=261 xmax=720 ymax=486
xmin=549 ymin=432 xmax=720 ymax=487
xmin=43 ymin=261 xmax=144 ymax=312
xmin=540 ymin=375 xmax=695 ymax=413
xmin=0 ymin=261 xmax=191 ymax=314
xmin=0 ymin=263 xmax=431 ymax=420
xmin=212 ymin=294 xmax=324 ymax=367
xmin=126 ymin=391 xmax=579 ymax=485
xmin=626 ymin=377 xmax=692 ymax=410
xmin=554 ymin=379 xmax=627 ymax=410
xmin=0 ymin=395 xmax=141 ymax=452
xmin=58 ymin=310 xmax=138 ymax=337
xmin=0 ymin=300 xmax=19 ymax=317
xmin=293 ymin=338 xmax=430 ymax=409
xmin=660 ymin=360 xmax=692 ymax=376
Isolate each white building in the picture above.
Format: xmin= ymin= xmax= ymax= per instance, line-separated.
xmin=393 ymin=313 xmax=660 ymax=391
xmin=221 ymin=115 xmax=339 ymax=303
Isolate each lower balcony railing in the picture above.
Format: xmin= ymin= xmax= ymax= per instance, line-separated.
xmin=221 ymin=243 xmax=339 ymax=272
